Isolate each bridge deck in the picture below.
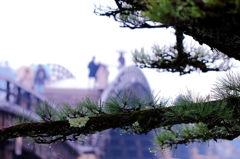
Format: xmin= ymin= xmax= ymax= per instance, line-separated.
xmin=44 ymin=88 xmax=100 ymax=106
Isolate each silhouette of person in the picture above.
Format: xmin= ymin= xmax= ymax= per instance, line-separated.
xmin=34 ymin=65 xmax=47 ymax=95
xmin=20 ymin=68 xmax=35 ymax=89
xmin=19 ymin=68 xmax=35 ymax=107
xmin=2 ymin=61 xmax=16 ymax=79
xmin=96 ymin=64 xmax=109 ymax=94
xmin=118 ymin=51 xmax=125 ymax=69
xmin=88 ymin=56 xmax=99 ymax=89
xmin=0 ymin=61 xmax=17 ymax=99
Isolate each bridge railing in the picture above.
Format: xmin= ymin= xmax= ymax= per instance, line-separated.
xmin=0 ymin=74 xmax=111 ymax=158
xmin=0 ymin=74 xmax=97 ymax=146
xmin=0 ymin=74 xmax=49 ymax=111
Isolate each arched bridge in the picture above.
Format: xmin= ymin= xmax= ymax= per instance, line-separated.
xmin=0 ymin=65 xmax=156 ymax=159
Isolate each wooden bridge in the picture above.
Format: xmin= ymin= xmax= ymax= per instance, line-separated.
xmin=0 ymin=65 xmax=157 ymax=159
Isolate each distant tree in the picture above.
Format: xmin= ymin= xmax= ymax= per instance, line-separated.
xmin=1 ymin=0 xmax=240 ymax=152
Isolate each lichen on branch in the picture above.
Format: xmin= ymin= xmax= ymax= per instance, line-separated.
xmin=68 ymin=117 xmax=90 ymax=128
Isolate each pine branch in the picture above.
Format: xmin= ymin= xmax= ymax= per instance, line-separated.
xmin=1 ymin=97 xmax=240 ymax=145
xmin=132 ymin=41 xmax=231 ymax=75
xmin=95 ymin=0 xmax=240 ymax=60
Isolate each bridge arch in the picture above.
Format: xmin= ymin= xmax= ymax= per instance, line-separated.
xmin=101 ymin=65 xmax=151 ymax=101
xmin=87 ymin=66 xmax=158 ymax=159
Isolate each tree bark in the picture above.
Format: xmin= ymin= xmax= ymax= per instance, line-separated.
xmin=1 ymin=98 xmax=239 ymax=143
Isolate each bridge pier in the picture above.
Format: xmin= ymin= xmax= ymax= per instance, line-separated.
xmin=0 ymin=140 xmax=13 ymax=159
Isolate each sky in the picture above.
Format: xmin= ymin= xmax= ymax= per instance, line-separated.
xmin=0 ymin=0 xmax=237 ymax=100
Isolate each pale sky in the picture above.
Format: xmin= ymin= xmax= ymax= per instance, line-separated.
xmin=0 ymin=0 xmax=237 ymax=100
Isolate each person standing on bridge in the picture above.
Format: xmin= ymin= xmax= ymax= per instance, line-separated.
xmin=96 ymin=63 xmax=109 ymax=95
xmin=34 ymin=65 xmax=47 ymax=96
xmin=17 ymin=66 xmax=35 ymax=103
xmin=88 ymin=56 xmax=99 ymax=89
xmin=18 ymin=66 xmax=35 ymax=89
xmin=117 ymin=51 xmax=126 ymax=70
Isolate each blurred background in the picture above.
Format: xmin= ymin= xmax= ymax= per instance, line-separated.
xmin=0 ymin=0 xmax=240 ymax=159
xmin=0 ymin=0 xmax=225 ymax=98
